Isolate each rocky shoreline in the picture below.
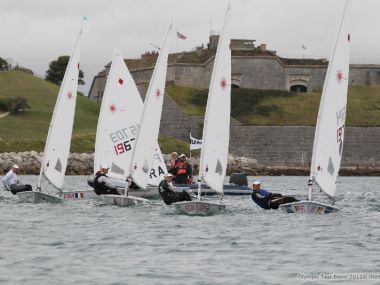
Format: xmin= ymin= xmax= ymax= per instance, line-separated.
xmin=1 ymin=151 xmax=379 ymax=176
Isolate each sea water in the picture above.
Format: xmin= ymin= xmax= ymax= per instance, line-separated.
xmin=0 ymin=176 xmax=379 ymax=285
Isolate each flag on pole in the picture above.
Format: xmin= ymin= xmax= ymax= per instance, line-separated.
xmin=189 ymin=132 xmax=202 ymax=150
xmin=177 ymin=31 xmax=187 ymax=40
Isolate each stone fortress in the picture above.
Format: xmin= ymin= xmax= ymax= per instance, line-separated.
xmin=88 ymin=35 xmax=380 ymax=169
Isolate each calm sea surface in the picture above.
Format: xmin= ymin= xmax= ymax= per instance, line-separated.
xmin=0 ymin=176 xmax=379 ymax=285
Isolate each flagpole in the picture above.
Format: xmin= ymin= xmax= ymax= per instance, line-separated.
xmin=189 ymin=129 xmax=192 ymax=159
xmin=175 ymin=30 xmax=178 ymax=54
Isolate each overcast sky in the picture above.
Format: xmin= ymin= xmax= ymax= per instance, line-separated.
xmin=1 ymin=0 xmax=379 ymax=94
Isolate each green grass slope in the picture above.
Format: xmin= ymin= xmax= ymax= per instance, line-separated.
xmin=0 ymin=70 xmax=188 ymax=153
xmin=166 ymin=84 xmax=380 ymax=126
xmin=0 ymin=70 xmax=100 ymax=152
xmin=2 ymin=70 xmax=379 ymax=153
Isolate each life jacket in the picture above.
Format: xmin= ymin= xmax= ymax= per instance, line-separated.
xmin=251 ymin=189 xmax=271 ymax=210
xmin=94 ymin=171 xmax=107 ymax=194
xmin=176 ymin=160 xmax=188 ymax=175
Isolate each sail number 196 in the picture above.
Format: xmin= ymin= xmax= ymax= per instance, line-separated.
xmin=114 ymin=138 xmax=135 ymax=155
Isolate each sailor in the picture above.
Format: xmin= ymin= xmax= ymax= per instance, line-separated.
xmin=93 ymin=164 xmax=122 ymax=195
xmin=158 ymin=173 xmax=192 ymax=205
xmin=168 ymin=152 xmax=179 ymax=176
xmin=1 ymin=164 xmax=32 ymax=194
xmin=251 ymin=180 xmax=298 ymax=210
xmin=174 ymin=154 xmax=193 ymax=184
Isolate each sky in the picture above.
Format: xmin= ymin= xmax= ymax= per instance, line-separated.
xmin=1 ymin=0 xmax=379 ymax=94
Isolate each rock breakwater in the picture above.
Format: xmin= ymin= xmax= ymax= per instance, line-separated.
xmin=1 ymin=152 xmax=379 ymax=176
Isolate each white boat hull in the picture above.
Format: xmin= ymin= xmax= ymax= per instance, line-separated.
xmin=17 ymin=191 xmax=63 ymax=203
xmin=102 ymin=194 xmax=148 ymax=207
xmin=279 ymin=201 xmax=339 ymax=214
xmin=61 ymin=190 xmax=98 ymax=200
xmin=173 ymin=201 xmax=226 ymax=216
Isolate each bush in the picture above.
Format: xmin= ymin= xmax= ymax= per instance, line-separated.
xmin=0 ymin=57 xmax=9 ymax=70
xmin=0 ymin=98 xmax=9 ymax=111
xmin=4 ymin=97 xmax=31 ymax=113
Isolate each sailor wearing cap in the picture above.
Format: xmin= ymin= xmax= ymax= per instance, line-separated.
xmin=158 ymin=172 xmax=192 ymax=205
xmin=251 ymin=180 xmax=298 ymax=210
xmin=174 ymin=154 xmax=193 ymax=184
xmin=1 ymin=164 xmax=32 ymax=194
xmin=93 ymin=164 xmax=122 ymax=196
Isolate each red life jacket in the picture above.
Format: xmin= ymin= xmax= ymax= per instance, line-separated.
xmin=176 ymin=160 xmax=187 ymax=175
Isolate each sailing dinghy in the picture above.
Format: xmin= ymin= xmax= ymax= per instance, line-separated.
xmin=280 ymin=0 xmax=351 ymax=214
xmin=173 ymin=4 xmax=231 ymax=216
xmin=17 ymin=23 xmax=84 ymax=203
xmin=102 ymin=21 xmax=173 ymax=206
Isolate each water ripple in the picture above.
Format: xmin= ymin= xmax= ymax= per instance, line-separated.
xmin=0 ymin=176 xmax=379 ymax=284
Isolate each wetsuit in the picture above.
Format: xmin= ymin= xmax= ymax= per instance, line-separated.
xmin=9 ymin=184 xmax=32 ymax=195
xmin=93 ymin=171 xmax=121 ymax=195
xmin=158 ymin=179 xmax=192 ymax=205
xmin=251 ymin=189 xmax=298 ymax=210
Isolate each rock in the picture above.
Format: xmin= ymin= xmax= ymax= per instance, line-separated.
xmin=0 ymin=151 xmax=379 ymax=176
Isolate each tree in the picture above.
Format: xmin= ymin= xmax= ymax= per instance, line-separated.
xmin=45 ymin=55 xmax=85 ymax=85
xmin=0 ymin=57 xmax=9 ymax=70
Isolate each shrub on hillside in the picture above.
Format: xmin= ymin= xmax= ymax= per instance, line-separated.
xmin=0 ymin=57 xmax=9 ymax=70
xmin=0 ymin=98 xmax=9 ymax=111
xmin=5 ymin=97 xmax=31 ymax=113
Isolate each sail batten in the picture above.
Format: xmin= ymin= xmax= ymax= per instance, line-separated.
xmin=94 ymin=49 xmax=167 ymax=186
xmin=310 ymin=0 xmax=350 ymax=198
xmin=200 ymin=5 xmax=231 ymax=194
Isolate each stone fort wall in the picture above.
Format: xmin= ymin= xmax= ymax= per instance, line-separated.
xmin=88 ymin=59 xmax=380 ymax=168
xmin=89 ymin=56 xmax=380 ymax=101
xmin=134 ymin=81 xmax=380 ymax=168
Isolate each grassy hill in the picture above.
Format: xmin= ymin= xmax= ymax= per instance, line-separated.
xmin=0 ymin=70 xmax=100 ymax=152
xmin=0 ymin=70 xmax=188 ymax=153
xmin=166 ymin=84 xmax=380 ymax=126
xmin=1 ymin=70 xmax=379 ymax=153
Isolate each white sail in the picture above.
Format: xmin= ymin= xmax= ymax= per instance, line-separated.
xmin=94 ymin=50 xmax=167 ymax=184
xmin=310 ymin=0 xmax=351 ymax=198
xmin=39 ymin=26 xmax=83 ymax=190
xmin=200 ymin=5 xmax=231 ymax=194
xmin=130 ymin=21 xmax=173 ymax=189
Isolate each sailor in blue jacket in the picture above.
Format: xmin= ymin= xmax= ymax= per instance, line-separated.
xmin=251 ymin=180 xmax=298 ymax=210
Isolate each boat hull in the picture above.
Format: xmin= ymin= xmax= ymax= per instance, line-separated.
xmin=102 ymin=195 xmax=148 ymax=206
xmin=173 ymin=201 xmax=226 ymax=216
xmin=17 ymin=191 xmax=63 ymax=203
xmin=61 ymin=190 xmax=98 ymax=200
xmin=87 ymin=176 xmax=251 ymax=197
xmin=279 ymin=201 xmax=339 ymax=214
